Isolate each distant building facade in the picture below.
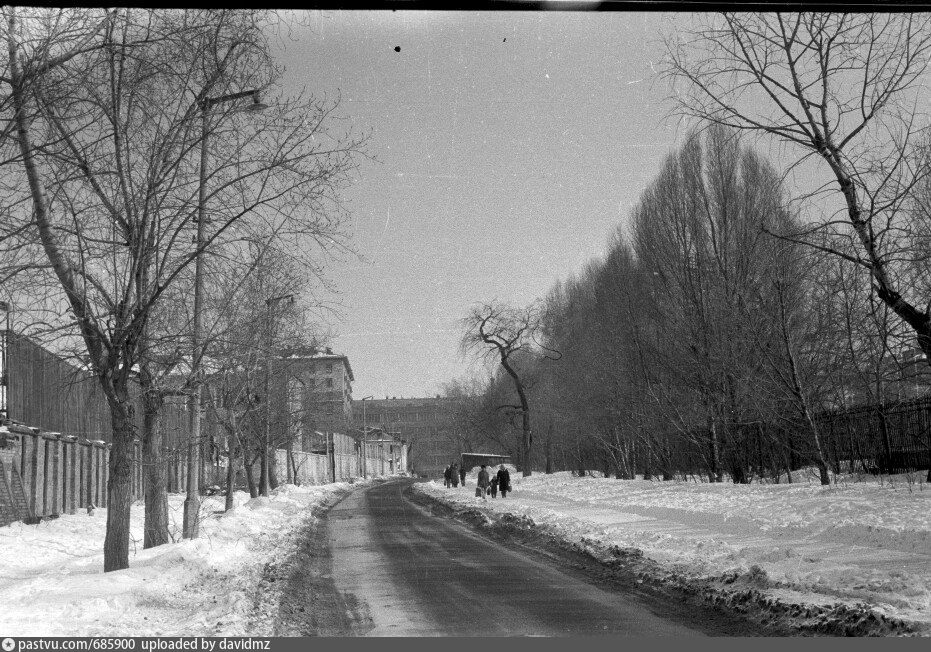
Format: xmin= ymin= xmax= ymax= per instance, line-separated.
xmin=272 ymin=347 xmax=354 ymax=451
xmin=351 ymin=397 xmax=461 ymax=477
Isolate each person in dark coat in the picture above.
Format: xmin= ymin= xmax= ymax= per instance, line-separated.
xmin=477 ymin=465 xmax=490 ymax=499
xmin=459 ymin=465 xmax=467 ymax=486
xmin=443 ymin=465 xmax=451 ymax=488
xmin=489 ymin=474 xmax=499 ymax=498
xmin=497 ymin=465 xmax=511 ymax=498
xmin=451 ymin=463 xmax=460 ymax=487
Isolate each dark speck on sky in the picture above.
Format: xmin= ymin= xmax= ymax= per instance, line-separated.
xmin=274 ymin=10 xmax=686 ymax=399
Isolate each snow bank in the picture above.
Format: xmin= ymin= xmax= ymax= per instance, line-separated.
xmin=420 ymin=470 xmax=931 ymax=631
xmin=0 ymin=482 xmax=358 ymax=636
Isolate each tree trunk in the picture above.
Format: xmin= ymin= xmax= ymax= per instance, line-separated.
xmin=104 ymin=398 xmax=135 ymax=572
xmin=269 ymin=448 xmax=279 ymax=489
xmin=141 ymin=388 xmax=169 ymax=548
xmin=708 ymin=417 xmax=723 ymax=483
xmin=521 ymin=408 xmax=532 ymax=477
xmin=224 ymin=437 xmax=241 ymax=512
xmin=289 ymin=450 xmax=299 ymax=485
xmin=258 ymin=447 xmax=268 ymax=496
xmin=244 ymin=451 xmax=258 ymax=498
xmin=643 ymin=437 xmax=653 ymax=481
xmin=576 ymin=436 xmax=584 ymax=477
xmin=286 ymin=438 xmax=294 ymax=484
xmin=545 ymin=428 xmax=554 ymax=474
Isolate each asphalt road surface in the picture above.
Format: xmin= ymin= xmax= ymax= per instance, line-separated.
xmin=313 ymin=478 xmax=749 ymax=636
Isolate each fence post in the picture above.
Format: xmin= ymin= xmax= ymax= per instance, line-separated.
xmin=70 ymin=438 xmax=79 ymax=513
xmin=96 ymin=444 xmax=104 ymax=507
xmin=103 ymin=444 xmax=109 ymax=507
xmin=63 ymin=437 xmax=75 ymax=514
xmin=50 ymin=435 xmax=59 ymax=515
xmin=76 ymin=442 xmax=83 ymax=508
xmin=28 ymin=432 xmax=39 ymax=517
xmin=85 ymin=442 xmax=93 ymax=507
xmin=41 ymin=436 xmax=51 ymax=516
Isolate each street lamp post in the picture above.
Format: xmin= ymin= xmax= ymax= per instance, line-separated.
xmin=0 ymin=300 xmax=10 ymax=419
xmin=261 ymin=293 xmax=294 ymax=496
xmin=360 ymin=395 xmax=373 ymax=478
xmin=183 ymin=89 xmax=267 ymax=539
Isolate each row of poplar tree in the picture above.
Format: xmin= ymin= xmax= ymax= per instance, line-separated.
xmin=455 ymin=14 xmax=931 ymax=487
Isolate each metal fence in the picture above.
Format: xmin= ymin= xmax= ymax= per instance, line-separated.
xmin=816 ymin=398 xmax=931 ymax=474
xmin=654 ymin=397 xmax=931 ymax=481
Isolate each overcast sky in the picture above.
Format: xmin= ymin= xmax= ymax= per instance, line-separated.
xmin=274 ymin=11 xmax=685 ymax=399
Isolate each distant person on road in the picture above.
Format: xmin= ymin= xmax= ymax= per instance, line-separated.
xmin=497 ymin=465 xmax=511 ymax=498
xmin=443 ymin=465 xmax=451 ymax=488
xmin=477 ymin=465 xmax=490 ymax=499
xmin=489 ymin=474 xmax=499 ymax=498
xmin=459 ymin=466 xmax=467 ymax=486
xmin=451 ymin=463 xmax=460 ymax=488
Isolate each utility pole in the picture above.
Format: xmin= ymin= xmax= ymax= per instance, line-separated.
xmin=261 ymin=293 xmax=294 ymax=496
xmin=184 ymin=89 xmax=268 ymax=539
xmin=360 ymin=395 xmax=373 ymax=478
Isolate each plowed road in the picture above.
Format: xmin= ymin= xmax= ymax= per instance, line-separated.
xmin=289 ymin=478 xmax=758 ymax=636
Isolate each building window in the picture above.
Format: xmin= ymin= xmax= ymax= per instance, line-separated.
xmin=326 ymin=363 xmax=333 ymax=373
xmin=326 ymin=378 xmax=333 ymax=388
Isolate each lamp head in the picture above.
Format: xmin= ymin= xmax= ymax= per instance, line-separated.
xmin=247 ymin=90 xmax=269 ymax=112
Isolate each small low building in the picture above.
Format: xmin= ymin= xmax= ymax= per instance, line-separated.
xmin=460 ymin=452 xmax=511 ymax=472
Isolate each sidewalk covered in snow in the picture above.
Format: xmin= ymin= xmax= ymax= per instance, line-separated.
xmin=417 ymin=469 xmax=931 ymax=633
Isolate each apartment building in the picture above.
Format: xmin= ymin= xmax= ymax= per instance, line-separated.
xmin=272 ymin=347 xmax=354 ymax=451
xmin=352 ymin=396 xmax=464 ymax=477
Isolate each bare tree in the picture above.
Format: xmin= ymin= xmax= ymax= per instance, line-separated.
xmin=631 ymin=126 xmax=802 ymax=483
xmin=0 ymin=8 xmax=363 ymax=571
xmin=460 ymin=300 xmax=559 ymax=477
xmin=665 ymin=12 xmax=931 ymax=365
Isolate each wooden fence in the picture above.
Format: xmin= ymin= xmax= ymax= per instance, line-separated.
xmin=0 ymin=332 xmax=198 ymax=448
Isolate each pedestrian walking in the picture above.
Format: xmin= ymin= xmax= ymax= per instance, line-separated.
xmin=497 ymin=465 xmax=511 ymax=498
xmin=451 ymin=463 xmax=460 ymax=488
xmin=490 ymin=475 xmax=499 ymax=498
xmin=443 ymin=465 xmax=451 ymax=488
xmin=477 ymin=465 xmax=490 ymax=500
xmin=459 ymin=465 xmax=467 ymax=487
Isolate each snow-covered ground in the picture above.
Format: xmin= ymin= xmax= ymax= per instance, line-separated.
xmin=4 ymin=469 xmax=929 ymax=636
xmin=0 ymin=481 xmax=366 ymax=636
xmin=417 ymin=468 xmax=931 ymax=634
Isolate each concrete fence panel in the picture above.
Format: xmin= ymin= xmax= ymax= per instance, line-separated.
xmin=2 ymin=422 xmax=407 ymax=526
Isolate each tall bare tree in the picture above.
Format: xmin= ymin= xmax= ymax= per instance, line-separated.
xmin=665 ymin=12 xmax=931 ymax=365
xmin=632 ymin=126 xmax=803 ymax=483
xmin=460 ymin=300 xmax=558 ymax=477
xmin=0 ymin=8 xmax=363 ymax=571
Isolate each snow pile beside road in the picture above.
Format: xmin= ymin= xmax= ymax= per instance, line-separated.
xmin=0 ymin=482 xmax=356 ymax=636
xmin=417 ymin=470 xmax=931 ymax=632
